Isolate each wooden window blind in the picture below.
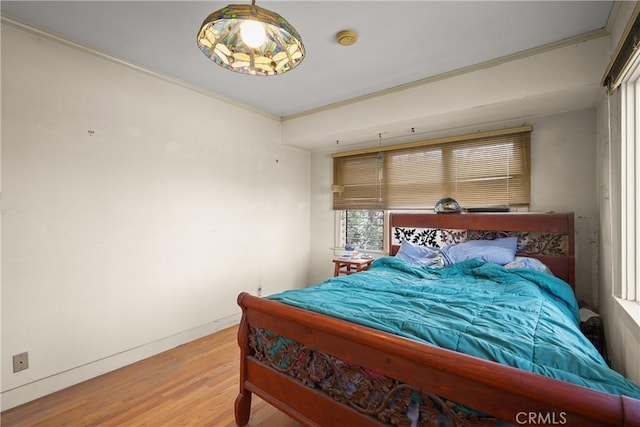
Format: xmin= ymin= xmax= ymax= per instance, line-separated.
xmin=333 ymin=126 xmax=531 ymax=210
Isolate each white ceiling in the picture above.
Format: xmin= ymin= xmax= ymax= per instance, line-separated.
xmin=1 ymin=1 xmax=614 ymax=120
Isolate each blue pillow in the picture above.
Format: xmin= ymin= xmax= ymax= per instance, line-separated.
xmin=395 ymin=240 xmax=441 ymax=266
xmin=440 ymin=237 xmax=517 ymax=266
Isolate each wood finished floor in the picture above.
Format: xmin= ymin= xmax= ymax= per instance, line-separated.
xmin=1 ymin=326 xmax=301 ymax=427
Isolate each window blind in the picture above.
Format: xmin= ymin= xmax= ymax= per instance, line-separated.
xmin=333 ymin=127 xmax=531 ymax=210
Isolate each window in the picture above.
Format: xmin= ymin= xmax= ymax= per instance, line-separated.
xmin=605 ymin=9 xmax=640 ymax=303
xmin=337 ymin=209 xmax=384 ymax=252
xmin=619 ymin=48 xmax=640 ymax=302
xmin=332 ymin=127 xmax=530 ymax=254
xmin=332 ymin=126 xmax=531 ymax=210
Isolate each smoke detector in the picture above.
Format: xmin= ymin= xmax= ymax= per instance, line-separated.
xmin=337 ymin=30 xmax=358 ymax=46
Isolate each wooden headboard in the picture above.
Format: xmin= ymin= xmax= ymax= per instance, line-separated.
xmin=389 ymin=212 xmax=575 ymax=290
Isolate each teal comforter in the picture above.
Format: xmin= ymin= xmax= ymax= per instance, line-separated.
xmin=268 ymin=257 xmax=640 ymax=399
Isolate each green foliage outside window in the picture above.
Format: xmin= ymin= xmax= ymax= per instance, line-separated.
xmin=345 ymin=210 xmax=384 ymax=251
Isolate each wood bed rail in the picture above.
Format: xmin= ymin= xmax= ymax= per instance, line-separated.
xmin=235 ymin=292 xmax=640 ymax=426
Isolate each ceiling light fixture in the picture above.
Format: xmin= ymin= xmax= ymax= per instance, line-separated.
xmin=197 ymin=1 xmax=305 ymax=76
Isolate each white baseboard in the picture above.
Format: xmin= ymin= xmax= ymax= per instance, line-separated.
xmin=0 ymin=313 xmax=241 ymax=411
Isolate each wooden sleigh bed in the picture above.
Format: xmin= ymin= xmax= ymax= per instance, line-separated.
xmin=234 ymin=213 xmax=640 ymax=426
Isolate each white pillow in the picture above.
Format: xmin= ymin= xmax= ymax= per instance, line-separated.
xmin=504 ymin=256 xmax=554 ymax=275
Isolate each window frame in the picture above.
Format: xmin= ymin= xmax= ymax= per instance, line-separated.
xmin=334 ymin=209 xmax=388 ymax=254
xmin=619 ymin=49 xmax=640 ymax=302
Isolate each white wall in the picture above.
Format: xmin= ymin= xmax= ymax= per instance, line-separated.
xmin=309 ymin=110 xmax=599 ymax=304
xmin=309 ymin=151 xmax=335 ymax=284
xmin=1 ymin=23 xmax=310 ymax=409
xmin=530 ymin=110 xmax=599 ymax=306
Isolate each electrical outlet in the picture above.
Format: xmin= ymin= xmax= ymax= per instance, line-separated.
xmin=13 ymin=352 xmax=28 ymax=373
xmin=257 ymin=286 xmax=262 ymax=296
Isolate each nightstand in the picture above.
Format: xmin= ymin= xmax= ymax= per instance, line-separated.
xmin=332 ymin=258 xmax=374 ymax=277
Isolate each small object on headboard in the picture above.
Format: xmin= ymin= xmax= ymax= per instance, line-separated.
xmin=434 ymin=197 xmax=461 ymax=213
xmin=466 ymin=206 xmax=510 ymax=212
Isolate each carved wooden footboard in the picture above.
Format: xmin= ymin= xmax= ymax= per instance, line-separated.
xmin=234 ymin=293 xmax=640 ymax=426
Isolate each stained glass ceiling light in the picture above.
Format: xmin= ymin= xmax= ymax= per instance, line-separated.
xmin=197 ymin=1 xmax=305 ymax=76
